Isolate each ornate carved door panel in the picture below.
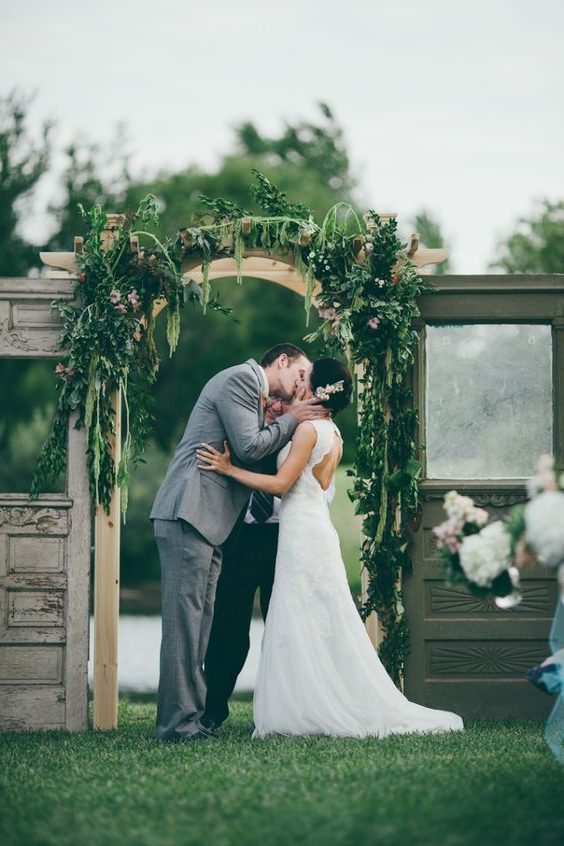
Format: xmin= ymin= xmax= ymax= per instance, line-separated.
xmin=404 ymin=276 xmax=564 ymax=719
xmin=0 ymin=278 xmax=90 ymax=731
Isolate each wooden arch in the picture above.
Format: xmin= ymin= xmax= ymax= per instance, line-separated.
xmin=39 ymin=220 xmax=448 ymax=729
xmin=141 ymin=252 xmax=320 ymax=321
xmin=151 ymin=240 xmax=447 ymax=319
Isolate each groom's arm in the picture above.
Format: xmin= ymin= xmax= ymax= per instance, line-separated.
xmin=215 ymin=369 xmax=297 ymax=465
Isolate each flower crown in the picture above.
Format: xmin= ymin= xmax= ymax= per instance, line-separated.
xmin=314 ymin=380 xmax=345 ymax=401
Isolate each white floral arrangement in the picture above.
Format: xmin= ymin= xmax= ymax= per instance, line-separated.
xmin=433 ymin=492 xmax=521 ymax=607
xmin=519 ymin=456 xmax=564 ymax=601
xmin=433 ymin=456 xmax=564 ymax=609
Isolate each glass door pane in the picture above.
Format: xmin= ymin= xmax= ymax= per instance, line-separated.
xmin=425 ymin=324 xmax=552 ymax=479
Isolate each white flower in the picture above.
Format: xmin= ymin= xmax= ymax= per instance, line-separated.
xmin=314 ymin=380 xmax=344 ymax=401
xmin=466 ymin=506 xmax=489 ymax=527
xmin=444 ymin=491 xmax=476 ymax=523
xmin=537 ymin=455 xmax=555 ymax=473
xmin=525 ymin=491 xmax=564 ymax=567
xmin=443 ymin=492 xmax=489 ymax=529
xmin=527 ymin=454 xmax=558 ymax=497
xmin=458 ymin=521 xmax=511 ymax=587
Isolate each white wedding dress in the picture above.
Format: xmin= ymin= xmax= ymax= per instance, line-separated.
xmin=252 ymin=418 xmax=464 ymax=738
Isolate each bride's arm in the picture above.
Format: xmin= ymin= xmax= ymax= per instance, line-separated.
xmin=196 ymin=423 xmax=317 ymax=496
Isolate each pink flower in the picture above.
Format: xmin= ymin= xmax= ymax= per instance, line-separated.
xmin=54 ymin=363 xmax=76 ymax=382
xmin=433 ymin=517 xmax=464 ymax=552
xmin=367 ymin=317 xmax=380 ymax=330
xmin=446 ymin=535 xmax=461 ymax=554
xmin=109 ymin=289 xmax=121 ymax=304
xmin=127 ymin=289 xmax=141 ymax=311
xmin=317 ymin=306 xmax=339 ymax=321
xmin=114 ymin=303 xmax=128 ymax=314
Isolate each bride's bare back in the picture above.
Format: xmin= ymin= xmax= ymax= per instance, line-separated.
xmin=312 ymin=433 xmax=342 ymax=491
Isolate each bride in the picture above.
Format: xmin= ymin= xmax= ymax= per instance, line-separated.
xmin=197 ymin=358 xmax=463 ymax=738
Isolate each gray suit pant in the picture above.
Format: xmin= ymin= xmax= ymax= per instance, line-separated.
xmin=154 ymin=518 xmax=222 ymax=740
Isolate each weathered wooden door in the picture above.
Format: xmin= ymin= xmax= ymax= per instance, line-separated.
xmin=0 ymin=277 xmax=91 ymax=731
xmin=404 ymin=275 xmax=564 ymax=720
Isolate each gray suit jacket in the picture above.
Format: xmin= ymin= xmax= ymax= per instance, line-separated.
xmin=149 ymin=359 xmax=298 ymax=545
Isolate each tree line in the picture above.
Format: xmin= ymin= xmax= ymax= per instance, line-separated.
xmin=1 ymin=91 xmax=561 ymax=591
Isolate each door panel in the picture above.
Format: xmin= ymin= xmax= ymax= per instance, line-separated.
xmin=404 ymin=277 xmax=564 ymax=720
xmin=0 ymin=277 xmax=91 ymax=731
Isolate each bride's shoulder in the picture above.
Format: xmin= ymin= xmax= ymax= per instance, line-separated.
xmin=310 ymin=417 xmax=339 ymax=435
xmin=295 ymin=420 xmax=319 ymax=440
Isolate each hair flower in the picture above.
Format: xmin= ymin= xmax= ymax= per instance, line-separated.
xmin=315 ymin=380 xmax=345 ymax=401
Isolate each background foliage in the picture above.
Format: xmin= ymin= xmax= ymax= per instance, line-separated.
xmin=22 ymin=164 xmax=430 ymax=682
xmin=1 ymin=90 xmax=560 ymax=602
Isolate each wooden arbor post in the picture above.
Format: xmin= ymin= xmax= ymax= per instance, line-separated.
xmin=92 ymin=214 xmax=124 ymax=730
xmin=41 ymin=214 xmax=127 ymax=729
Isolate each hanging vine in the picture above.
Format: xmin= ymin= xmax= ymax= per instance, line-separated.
xmin=31 ymin=171 xmax=431 ymax=684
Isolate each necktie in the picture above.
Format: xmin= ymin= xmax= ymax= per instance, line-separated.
xmin=249 ymin=489 xmax=274 ymax=523
xmin=249 ymin=451 xmax=278 ymax=523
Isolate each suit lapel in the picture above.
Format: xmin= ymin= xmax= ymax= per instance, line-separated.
xmin=246 ymin=358 xmax=266 ymax=425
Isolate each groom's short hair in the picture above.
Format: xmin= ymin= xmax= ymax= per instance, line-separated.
xmin=260 ymin=344 xmax=307 ymax=368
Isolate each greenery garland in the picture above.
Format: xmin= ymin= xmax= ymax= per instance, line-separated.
xmin=31 ymin=171 xmax=431 ymax=683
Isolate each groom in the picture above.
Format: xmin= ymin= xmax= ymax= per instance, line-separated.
xmin=150 ymin=343 xmax=323 ymax=742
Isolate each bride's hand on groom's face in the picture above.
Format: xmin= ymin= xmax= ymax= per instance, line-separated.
xmin=266 ymin=393 xmax=302 ymax=421
xmin=196 ymin=441 xmax=233 ymax=476
xmin=267 ymin=390 xmax=311 ymax=422
xmin=287 ymin=395 xmax=330 ymax=423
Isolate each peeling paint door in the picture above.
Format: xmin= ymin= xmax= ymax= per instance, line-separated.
xmin=0 ymin=278 xmax=91 ymax=730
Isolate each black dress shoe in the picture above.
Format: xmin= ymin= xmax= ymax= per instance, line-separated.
xmin=184 ymin=730 xmax=217 ymax=742
xmin=156 ymin=729 xmax=216 ymax=744
xmin=201 ymin=716 xmax=223 ymax=733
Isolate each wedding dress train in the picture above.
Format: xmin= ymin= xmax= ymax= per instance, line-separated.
xmin=252 ymin=418 xmax=464 ymax=738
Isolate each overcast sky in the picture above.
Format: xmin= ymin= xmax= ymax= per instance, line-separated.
xmin=2 ymin=0 xmax=563 ymax=272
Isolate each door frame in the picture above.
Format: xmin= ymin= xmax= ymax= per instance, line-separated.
xmin=403 ymin=274 xmax=564 ymax=719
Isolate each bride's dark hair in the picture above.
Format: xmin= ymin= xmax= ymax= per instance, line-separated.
xmin=310 ymin=358 xmax=353 ymax=416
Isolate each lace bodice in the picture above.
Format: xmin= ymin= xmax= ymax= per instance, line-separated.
xmin=277 ymin=418 xmax=342 ymax=503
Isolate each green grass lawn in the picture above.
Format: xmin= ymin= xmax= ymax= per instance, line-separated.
xmin=1 ymin=699 xmax=563 ymax=846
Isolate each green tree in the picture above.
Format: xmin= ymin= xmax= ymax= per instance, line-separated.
xmin=0 ymin=94 xmax=53 ymax=468
xmin=2 ymin=102 xmax=360 ymax=590
xmin=236 ymin=102 xmax=353 ymax=194
xmin=491 ymin=200 xmax=564 ymax=273
xmin=0 ymin=91 xmax=51 ymax=275
xmin=46 ymin=125 xmax=130 ymax=251
xmin=122 ymin=103 xmax=358 ymax=455
xmin=410 ymin=210 xmax=450 ymax=274
xmin=118 ymin=106 xmax=359 ymax=588
xmin=123 ymin=103 xmax=355 ymax=238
